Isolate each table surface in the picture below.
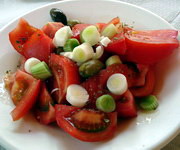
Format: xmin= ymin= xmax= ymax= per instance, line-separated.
xmin=0 ymin=0 xmax=179 ymax=150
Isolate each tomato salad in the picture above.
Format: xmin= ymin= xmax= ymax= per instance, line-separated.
xmin=4 ymin=8 xmax=179 ymax=142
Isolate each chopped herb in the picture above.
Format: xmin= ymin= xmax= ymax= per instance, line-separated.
xmin=6 ymin=70 xmax=11 ymax=74
xmin=16 ymin=40 xmax=20 ymax=43
xmin=21 ymin=37 xmax=27 ymax=41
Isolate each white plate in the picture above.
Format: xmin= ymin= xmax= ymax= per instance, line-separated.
xmin=0 ymin=0 xmax=179 ymax=150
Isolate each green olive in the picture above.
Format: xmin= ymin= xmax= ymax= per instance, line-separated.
xmin=50 ymin=8 xmax=67 ymax=25
xmin=79 ymin=60 xmax=104 ymax=78
xmin=67 ymin=20 xmax=81 ymax=28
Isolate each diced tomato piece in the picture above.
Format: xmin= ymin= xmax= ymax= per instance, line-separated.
xmin=124 ymin=29 xmax=179 ymax=64
xmin=72 ymin=24 xmax=91 ymax=41
xmin=95 ymin=23 xmax=106 ymax=32
xmin=105 ymin=32 xmax=127 ymax=55
xmin=23 ymin=30 xmax=53 ymax=63
xmin=55 ymin=105 xmax=117 ymax=142
xmin=10 ymin=70 xmax=41 ymax=121
xmin=42 ymin=22 xmax=64 ymax=39
xmin=35 ymin=83 xmax=55 ymax=125
xmin=49 ymin=54 xmax=80 ymax=103
xmin=116 ymin=90 xmax=137 ymax=118
xmin=82 ymin=64 xmax=148 ymax=107
xmin=130 ymin=68 xmax=155 ymax=97
xmin=9 ymin=18 xmax=38 ymax=54
xmin=108 ymin=17 xmax=120 ymax=25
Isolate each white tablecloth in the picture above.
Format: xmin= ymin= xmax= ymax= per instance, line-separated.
xmin=0 ymin=0 xmax=179 ymax=150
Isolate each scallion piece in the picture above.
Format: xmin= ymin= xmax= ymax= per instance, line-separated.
xmin=106 ymin=55 xmax=122 ymax=67
xmin=101 ymin=24 xmax=117 ymax=39
xmin=72 ymin=43 xmax=94 ymax=63
xmin=31 ymin=62 xmax=52 ymax=80
xmin=139 ymin=95 xmax=158 ymax=110
xmin=80 ymin=25 xmax=100 ymax=46
xmin=63 ymin=38 xmax=80 ymax=52
xmin=96 ymin=94 xmax=116 ymax=113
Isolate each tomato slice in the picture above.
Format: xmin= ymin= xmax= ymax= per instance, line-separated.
xmin=10 ymin=70 xmax=41 ymax=121
xmin=130 ymin=68 xmax=155 ymax=97
xmin=23 ymin=30 xmax=53 ymax=63
xmin=116 ymin=90 xmax=137 ymax=118
xmin=35 ymin=83 xmax=55 ymax=124
xmin=9 ymin=18 xmax=37 ymax=54
xmin=72 ymin=24 xmax=91 ymax=40
xmin=42 ymin=22 xmax=64 ymax=39
xmin=49 ymin=54 xmax=80 ymax=103
xmin=104 ymin=32 xmax=126 ymax=55
xmin=55 ymin=105 xmax=117 ymax=142
xmin=124 ymin=29 xmax=179 ymax=64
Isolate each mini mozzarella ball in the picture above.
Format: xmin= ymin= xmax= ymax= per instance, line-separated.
xmin=60 ymin=52 xmax=73 ymax=59
xmin=53 ymin=26 xmax=72 ymax=47
xmin=107 ymin=73 xmax=128 ymax=95
xmin=66 ymin=84 xmax=89 ymax=107
xmin=24 ymin=57 xmax=41 ymax=73
xmin=100 ymin=36 xmax=111 ymax=47
xmin=93 ymin=45 xmax=104 ymax=59
xmin=72 ymin=43 xmax=94 ymax=63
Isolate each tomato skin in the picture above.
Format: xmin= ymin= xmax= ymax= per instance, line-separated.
xmin=105 ymin=33 xmax=126 ymax=55
xmin=23 ymin=30 xmax=53 ymax=63
xmin=116 ymin=90 xmax=137 ymax=118
xmin=10 ymin=70 xmax=41 ymax=121
xmin=42 ymin=22 xmax=64 ymax=39
xmin=55 ymin=105 xmax=117 ymax=142
xmin=130 ymin=68 xmax=155 ymax=97
xmin=49 ymin=54 xmax=80 ymax=104
xmin=124 ymin=30 xmax=179 ymax=64
xmin=72 ymin=24 xmax=91 ymax=40
xmin=35 ymin=83 xmax=55 ymax=125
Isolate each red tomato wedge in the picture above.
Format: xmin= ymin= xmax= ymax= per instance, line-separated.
xmin=116 ymin=90 xmax=137 ymax=118
xmin=42 ymin=22 xmax=64 ymax=39
xmin=72 ymin=24 xmax=91 ymax=40
xmin=105 ymin=32 xmax=126 ymax=55
xmin=130 ymin=68 xmax=155 ymax=97
xmin=55 ymin=105 xmax=117 ymax=142
xmin=82 ymin=64 xmax=148 ymax=107
xmin=9 ymin=18 xmax=37 ymax=54
xmin=35 ymin=83 xmax=55 ymax=125
xmin=124 ymin=29 xmax=179 ymax=64
xmin=10 ymin=70 xmax=41 ymax=121
xmin=23 ymin=30 xmax=53 ymax=63
xmin=49 ymin=54 xmax=80 ymax=103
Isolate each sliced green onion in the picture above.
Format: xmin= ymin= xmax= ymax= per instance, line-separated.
xmin=101 ymin=24 xmax=118 ymax=39
xmin=63 ymin=38 xmax=80 ymax=52
xmin=139 ymin=95 xmax=158 ymax=110
xmin=80 ymin=25 xmax=100 ymax=46
xmin=106 ymin=55 xmax=122 ymax=67
xmin=96 ymin=94 xmax=116 ymax=113
xmin=67 ymin=20 xmax=80 ymax=27
xmin=31 ymin=62 xmax=52 ymax=80
xmin=72 ymin=43 xmax=94 ymax=63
